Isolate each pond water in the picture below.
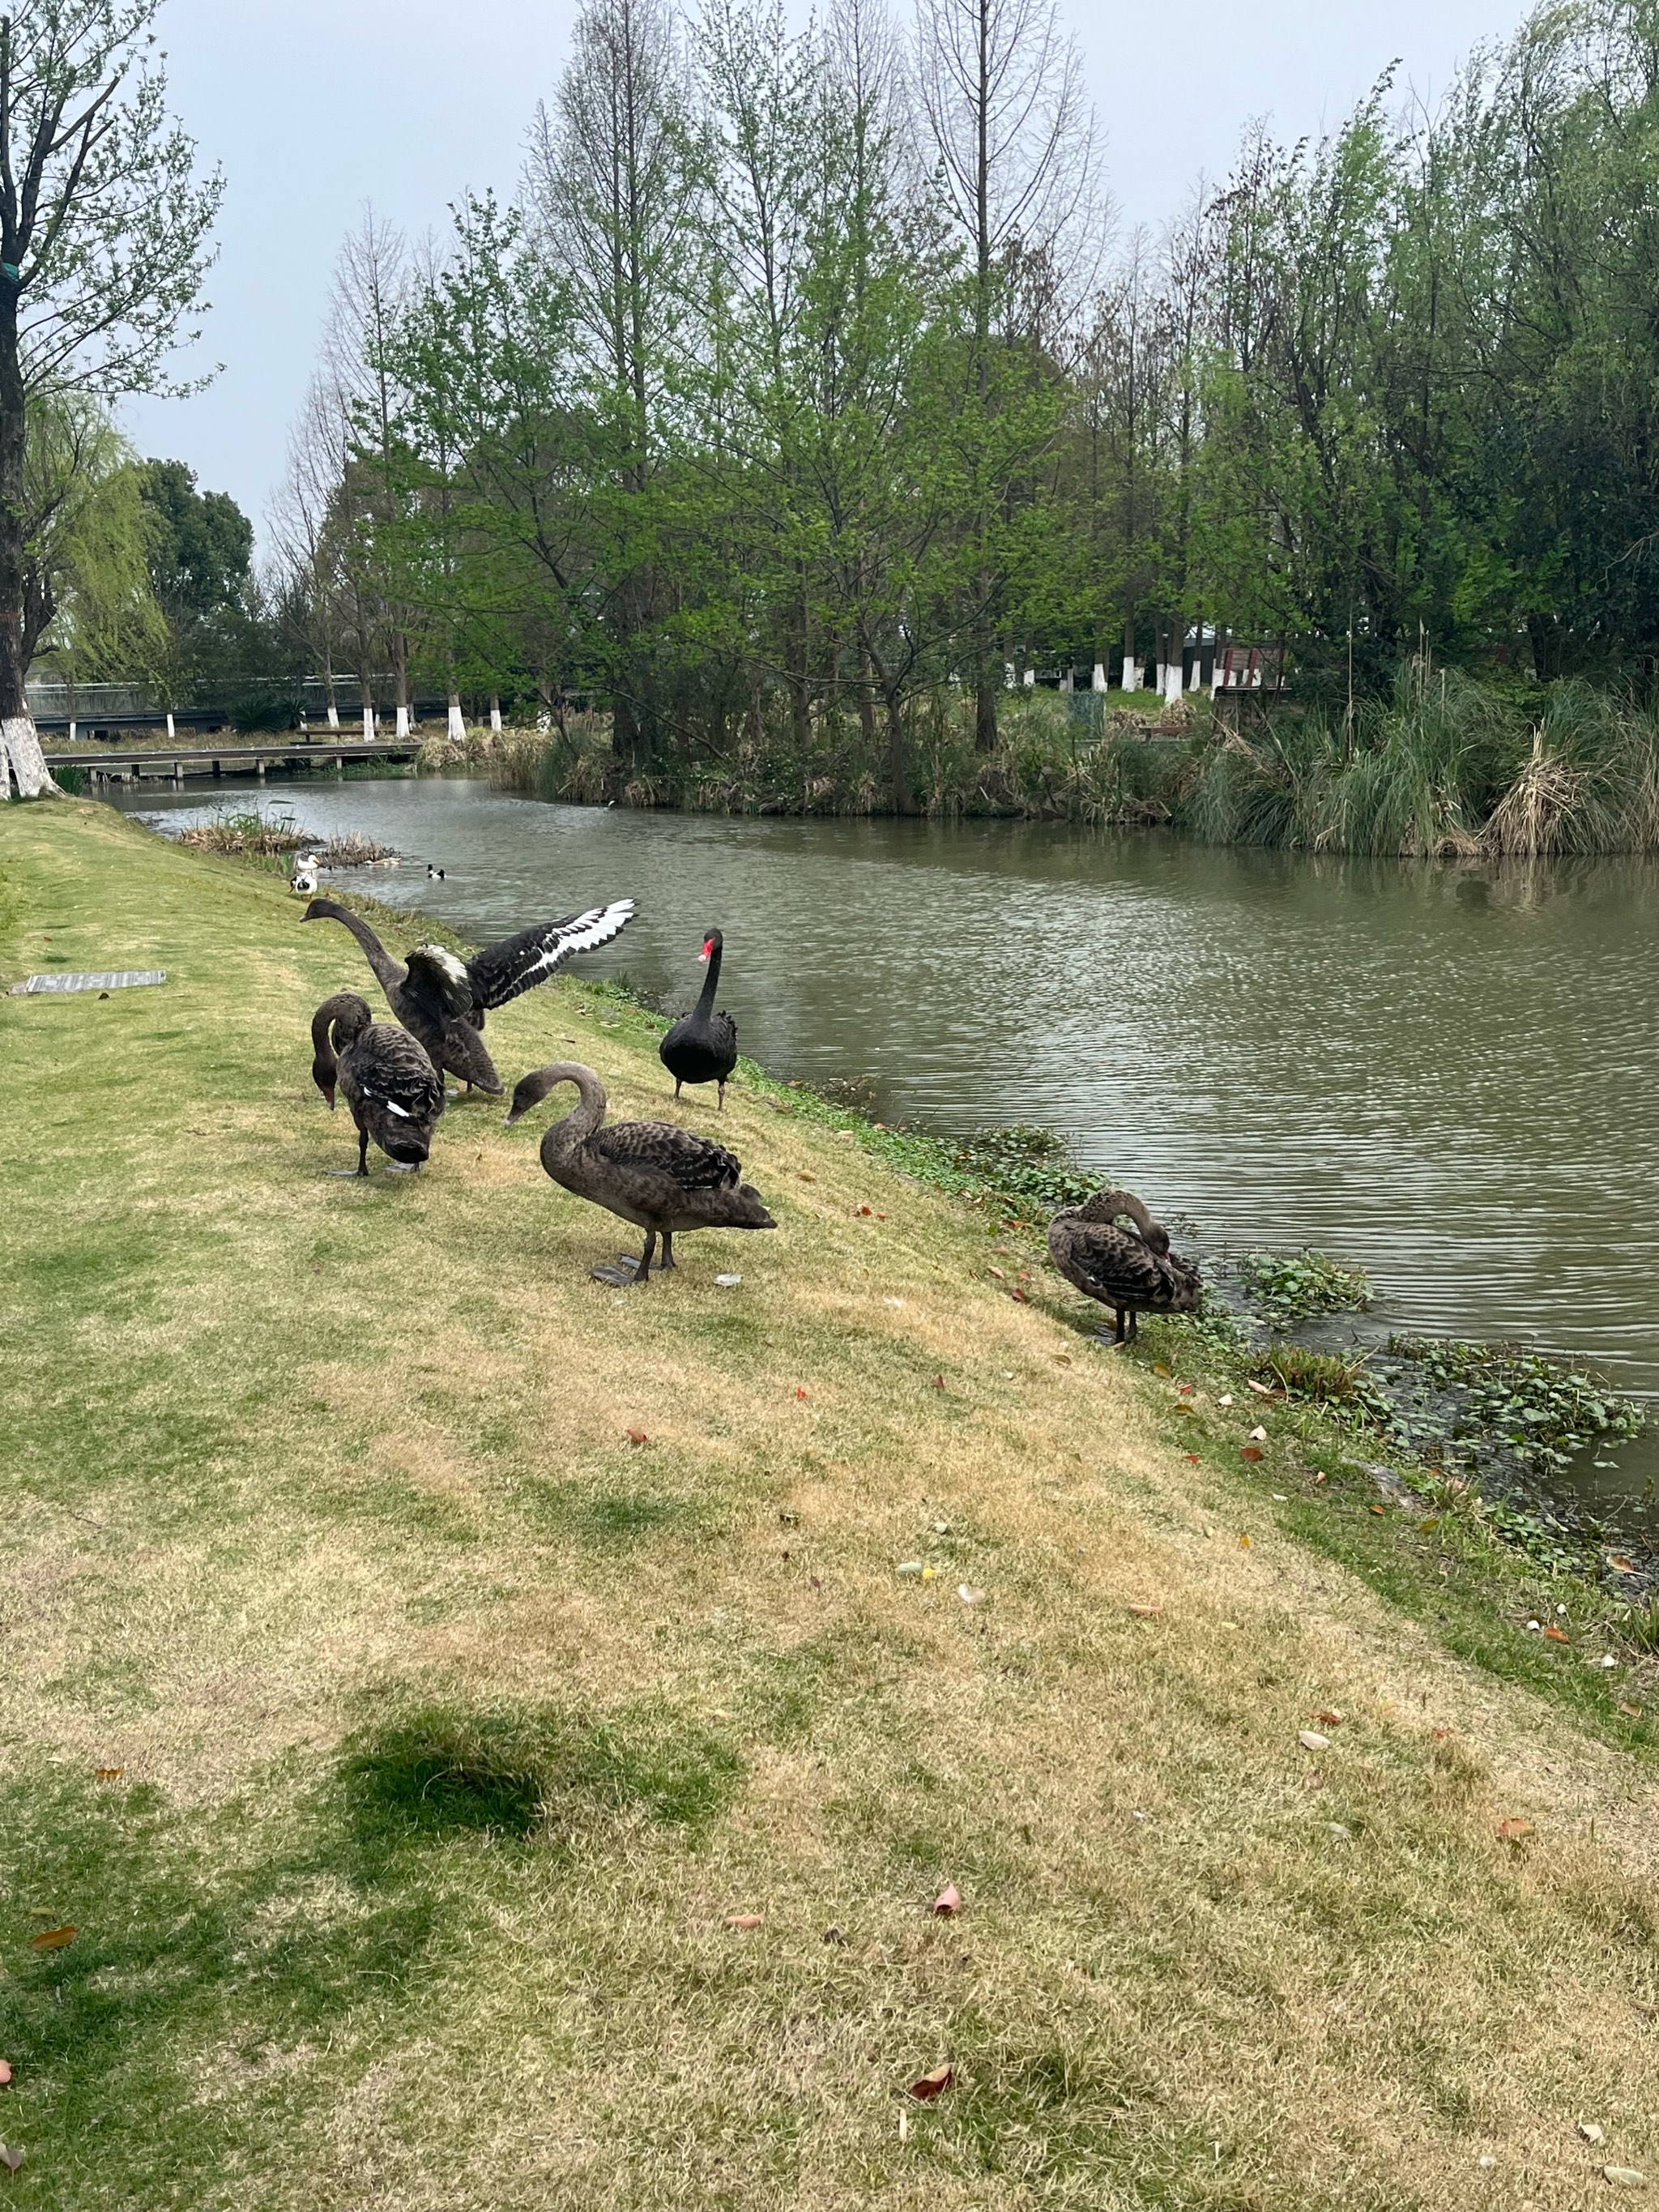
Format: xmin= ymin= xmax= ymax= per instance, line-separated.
xmin=115 ymin=774 xmax=1659 ymax=1509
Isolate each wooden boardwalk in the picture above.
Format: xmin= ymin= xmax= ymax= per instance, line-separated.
xmin=49 ymin=739 xmax=421 ymax=787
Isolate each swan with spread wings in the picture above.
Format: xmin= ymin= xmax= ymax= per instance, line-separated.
xmin=301 ymin=896 xmax=634 ymax=1095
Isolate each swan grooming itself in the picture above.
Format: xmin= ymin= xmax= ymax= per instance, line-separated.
xmin=505 ymin=1060 xmax=775 ymax=1285
xmin=659 ymin=928 xmax=739 ymax=1107
xmin=292 ymin=853 xmax=320 ymax=896
xmin=1047 ymin=1188 xmax=1201 ymax=1346
xmin=301 ymin=895 xmax=634 ymax=1095
xmin=309 ymin=991 xmax=446 ymax=1176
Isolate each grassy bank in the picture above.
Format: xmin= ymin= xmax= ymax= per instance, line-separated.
xmin=3 ymin=800 xmax=1659 ymax=2210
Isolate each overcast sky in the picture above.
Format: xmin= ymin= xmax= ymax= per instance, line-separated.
xmin=122 ymin=0 xmax=1533 ymax=552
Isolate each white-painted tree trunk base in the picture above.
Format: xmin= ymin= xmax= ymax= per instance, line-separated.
xmin=446 ymin=697 xmax=466 ymax=743
xmin=1164 ymin=663 xmax=1185 ymax=707
xmin=1091 ymin=663 xmax=1107 ymax=692
xmin=1188 ymin=661 xmax=1204 ymax=691
xmin=1060 ymin=671 xmax=1073 ymax=693
xmin=1122 ymin=658 xmax=1139 ymax=693
xmin=1 ymin=714 xmax=60 ymax=798
xmin=67 ymin=719 xmax=76 ymax=743
xmin=394 ymin=705 xmax=410 ymax=740
xmin=1022 ymin=668 xmax=1035 ymax=688
xmin=166 ymin=711 xmax=176 ymax=739
xmin=488 ymin=697 xmax=502 ymax=734
xmin=363 ymin=707 xmax=377 ymax=741
xmin=1153 ymin=662 xmax=1166 ymax=696
xmin=326 ymin=704 xmax=340 ymax=731
xmin=1003 ymin=662 xmax=1016 ymax=690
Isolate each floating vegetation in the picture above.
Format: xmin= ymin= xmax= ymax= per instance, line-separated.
xmin=171 ymin=813 xmax=395 ymax=865
xmin=945 ymin=1125 xmax=1097 ymax=1215
xmin=1237 ymin=1249 xmax=1372 ymax=1329
xmin=1384 ymin=1336 xmax=1644 ymax=1482
xmin=177 ymin=809 xmax=310 ymax=856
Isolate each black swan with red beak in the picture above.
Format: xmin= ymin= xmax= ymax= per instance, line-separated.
xmin=505 ymin=1060 xmax=774 ymax=1284
xmin=309 ymin=991 xmax=446 ymax=1176
xmin=302 ymin=896 xmax=634 ymax=1095
xmin=1047 ymin=1188 xmax=1202 ymax=1345
xmin=659 ymin=928 xmax=739 ymax=1108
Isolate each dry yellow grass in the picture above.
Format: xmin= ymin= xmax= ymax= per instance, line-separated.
xmin=2 ymin=798 xmax=1657 ymax=2210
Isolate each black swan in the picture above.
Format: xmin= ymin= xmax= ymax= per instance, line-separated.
xmin=309 ymin=991 xmax=446 ymax=1176
xmin=659 ymin=928 xmax=739 ymax=1107
xmin=301 ymin=895 xmax=634 ymax=1095
xmin=1047 ymin=1188 xmax=1202 ymax=1345
xmin=505 ymin=1060 xmax=775 ymax=1285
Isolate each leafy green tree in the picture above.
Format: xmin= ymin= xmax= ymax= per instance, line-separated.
xmin=0 ymin=0 xmax=220 ymax=796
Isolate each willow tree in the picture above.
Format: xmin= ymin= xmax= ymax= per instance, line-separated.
xmin=0 ymin=1 xmax=220 ymax=798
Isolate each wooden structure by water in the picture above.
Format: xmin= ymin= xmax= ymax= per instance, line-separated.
xmin=48 ymin=738 xmax=421 ymax=788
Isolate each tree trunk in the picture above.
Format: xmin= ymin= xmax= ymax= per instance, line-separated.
xmin=489 ymin=694 xmax=503 ymax=734
xmin=447 ymin=692 xmax=465 ymax=743
xmin=885 ymin=690 xmax=913 ymax=814
xmin=0 ymin=273 xmax=55 ymax=798
xmin=975 ymin=668 xmax=998 ymax=753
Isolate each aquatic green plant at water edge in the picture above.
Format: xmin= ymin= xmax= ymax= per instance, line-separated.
xmin=1386 ymin=1336 xmax=1644 ymax=1481
xmin=1237 ymin=1249 xmax=1372 ymax=1328
xmin=945 ymin=1125 xmax=1097 ymax=1215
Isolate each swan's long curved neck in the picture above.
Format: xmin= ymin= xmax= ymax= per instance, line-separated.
xmin=307 ymin=899 xmax=406 ymax=992
xmin=509 ymin=1060 xmax=608 ymax=1148
xmin=1080 ymin=1188 xmax=1156 ymax=1236
xmin=695 ymin=942 xmax=723 ymax=1014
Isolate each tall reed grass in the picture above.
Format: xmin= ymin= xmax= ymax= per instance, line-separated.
xmin=1187 ymin=668 xmax=1659 ymax=856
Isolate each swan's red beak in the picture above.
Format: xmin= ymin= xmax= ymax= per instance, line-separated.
xmin=698 ymin=937 xmax=714 ymax=961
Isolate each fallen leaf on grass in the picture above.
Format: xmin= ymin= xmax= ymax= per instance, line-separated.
xmin=1238 ymin=1534 xmax=1252 ymax=1548
xmin=1580 ymin=2123 xmax=1608 ymax=2145
xmin=0 ymin=2148 xmax=20 ymax=2175
xmin=1545 ymin=1624 xmax=1570 ymax=1644
xmin=1495 ymin=1818 xmax=1534 ymax=1844
xmin=957 ymin=1584 xmax=984 ymax=1604
xmin=909 ymin=2064 xmax=953 ymax=2100
xmin=93 ymin=1767 xmax=124 ymax=1783
xmin=1610 ymin=1553 xmax=1637 ymax=1575
xmin=1619 ymin=1702 xmax=1644 ymax=1719
xmin=932 ymin=1885 xmax=962 ymax=1915
xmin=28 ymin=1927 xmax=73 ymax=1952
xmin=1009 ymin=1287 xmax=1029 ymax=1303
xmin=932 ymin=1376 xmax=945 ymax=1390
xmin=1152 ymin=1361 xmax=1171 ymax=1377
xmin=1603 ymin=2168 xmax=1647 ymax=2189
xmin=987 ymin=1266 xmax=1005 ymax=1280
xmin=1177 ymin=1382 xmax=1196 ymax=1397
xmin=1311 ymin=1709 xmax=1345 ymax=1726
xmin=858 ymin=1204 xmax=872 ymax=1216
xmin=1240 ymin=1447 xmax=1265 ymax=1463
xmin=1128 ymin=1603 xmax=1163 ymax=1619
xmin=714 ymin=1273 xmax=742 ymax=1287
xmin=1299 ymin=1732 xmax=1330 ymax=1753
xmin=822 ymin=1926 xmax=847 ymax=1945
xmin=798 ymin=1171 xmax=817 ymax=1182
xmin=1247 ymin=1378 xmax=1275 ymax=1396
xmin=625 ymin=1428 xmax=648 ymax=1446
xmin=1217 ymin=1392 xmax=1235 ymax=1406
xmin=1247 ymin=1424 xmax=1269 ymax=1441
xmin=1052 ymin=1352 xmax=1072 ymax=1365
xmin=795 ymin=1386 xmax=808 ymax=1400
xmin=726 ymin=1913 xmax=765 ymax=1931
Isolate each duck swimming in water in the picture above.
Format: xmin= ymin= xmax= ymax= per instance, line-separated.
xmin=505 ymin=1060 xmax=775 ymax=1285
xmin=302 ymin=895 xmax=634 ymax=1094
xmin=659 ymin=928 xmax=739 ymax=1107
xmin=1047 ymin=1188 xmax=1201 ymax=1345
xmin=309 ymin=991 xmax=446 ymax=1176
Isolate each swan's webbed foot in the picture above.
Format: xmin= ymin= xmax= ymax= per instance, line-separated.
xmin=385 ymin=1161 xmax=420 ymax=1174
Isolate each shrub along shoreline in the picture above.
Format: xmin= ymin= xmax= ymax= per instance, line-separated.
xmin=412 ymin=668 xmax=1659 ymax=858
xmin=5 ymin=799 xmax=1658 ymax=2207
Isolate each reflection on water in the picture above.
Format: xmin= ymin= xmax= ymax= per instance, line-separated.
xmin=117 ymin=776 xmax=1659 ymax=1499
